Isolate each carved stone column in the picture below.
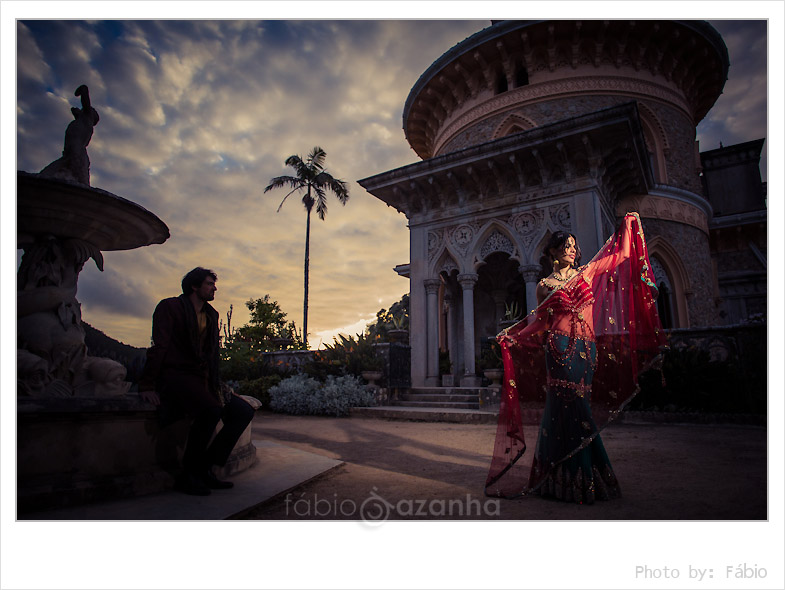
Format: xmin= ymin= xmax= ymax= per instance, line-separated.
xmin=520 ymin=264 xmax=542 ymax=315
xmin=424 ymin=278 xmax=442 ymax=386
xmin=458 ymin=273 xmax=480 ymax=387
xmin=440 ymin=292 xmax=450 ymax=351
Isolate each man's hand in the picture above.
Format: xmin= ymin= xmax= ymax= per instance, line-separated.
xmin=139 ymin=390 xmax=161 ymax=405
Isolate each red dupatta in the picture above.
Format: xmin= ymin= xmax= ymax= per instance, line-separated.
xmin=485 ymin=212 xmax=668 ymax=498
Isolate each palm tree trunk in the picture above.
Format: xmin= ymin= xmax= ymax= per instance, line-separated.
xmin=303 ymin=205 xmax=310 ymax=348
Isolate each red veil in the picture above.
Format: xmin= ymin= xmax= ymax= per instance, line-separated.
xmin=485 ymin=212 xmax=668 ymax=498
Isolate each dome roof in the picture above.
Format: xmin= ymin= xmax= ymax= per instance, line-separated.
xmin=403 ymin=20 xmax=729 ymax=159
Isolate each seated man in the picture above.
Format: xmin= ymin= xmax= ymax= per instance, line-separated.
xmin=139 ymin=267 xmax=254 ymax=495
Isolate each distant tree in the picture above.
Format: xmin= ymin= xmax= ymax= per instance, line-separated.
xmin=367 ymin=293 xmax=409 ymax=341
xmin=237 ymin=295 xmax=306 ymax=353
xmin=264 ymin=146 xmax=349 ymax=348
xmin=219 ymin=296 xmax=305 ymax=381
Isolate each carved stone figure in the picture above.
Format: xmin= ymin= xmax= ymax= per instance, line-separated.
xmin=16 ymin=235 xmax=130 ymax=397
xmin=39 ymin=85 xmax=100 ymax=186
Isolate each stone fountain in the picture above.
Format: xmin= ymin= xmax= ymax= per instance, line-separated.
xmin=17 ymin=85 xmax=169 ymax=398
xmin=16 ymin=87 xmax=256 ymax=515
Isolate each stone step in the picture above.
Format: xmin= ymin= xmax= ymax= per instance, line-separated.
xmin=409 ymin=387 xmax=487 ymax=396
xmin=386 ymin=386 xmax=501 ymax=410
xmin=398 ymin=393 xmax=479 ymax=403
xmin=390 ymin=400 xmax=480 ymax=410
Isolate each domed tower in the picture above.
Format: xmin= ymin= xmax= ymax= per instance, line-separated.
xmin=360 ymin=20 xmax=729 ymax=388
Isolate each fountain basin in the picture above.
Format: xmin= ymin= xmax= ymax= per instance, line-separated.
xmin=17 ymin=171 xmax=169 ymax=249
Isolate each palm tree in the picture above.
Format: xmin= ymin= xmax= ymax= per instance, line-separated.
xmin=264 ymin=146 xmax=349 ymax=348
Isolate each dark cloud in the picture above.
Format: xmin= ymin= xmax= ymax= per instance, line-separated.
xmin=697 ymin=20 xmax=768 ymax=177
xmin=15 ymin=19 xmax=767 ymax=347
xmin=78 ymin=263 xmax=161 ymax=320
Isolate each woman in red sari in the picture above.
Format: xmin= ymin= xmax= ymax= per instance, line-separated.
xmin=485 ymin=212 xmax=667 ymax=503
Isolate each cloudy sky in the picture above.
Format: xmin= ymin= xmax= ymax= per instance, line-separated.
xmin=13 ymin=17 xmax=769 ymax=350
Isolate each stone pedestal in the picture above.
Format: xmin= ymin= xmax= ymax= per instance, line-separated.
xmin=17 ymin=396 xmax=257 ymax=514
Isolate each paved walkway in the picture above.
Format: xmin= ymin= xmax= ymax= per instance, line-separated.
xmin=21 ymin=408 xmax=767 ymax=520
xmin=244 ymin=410 xmax=767 ymax=521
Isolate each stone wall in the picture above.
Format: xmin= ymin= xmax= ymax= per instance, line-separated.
xmin=438 ymin=95 xmax=702 ymax=195
xmin=440 ymin=95 xmax=629 ymax=154
xmin=644 ymin=100 xmax=702 ymax=194
xmin=643 ymin=217 xmax=718 ymax=327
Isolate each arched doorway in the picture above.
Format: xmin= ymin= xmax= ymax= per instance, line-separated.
xmin=475 ymin=251 xmax=527 ymax=352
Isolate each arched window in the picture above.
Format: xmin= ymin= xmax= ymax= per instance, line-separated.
xmin=515 ymin=66 xmax=529 ymax=87
xmin=650 ymin=255 xmax=674 ymax=329
xmin=638 ymin=105 xmax=669 ymax=184
xmin=495 ymin=72 xmax=508 ymax=94
xmin=657 ymin=283 xmax=674 ymax=329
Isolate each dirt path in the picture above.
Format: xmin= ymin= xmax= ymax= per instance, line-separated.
xmin=242 ymin=411 xmax=766 ymax=521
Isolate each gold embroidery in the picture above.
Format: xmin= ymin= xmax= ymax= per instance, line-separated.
xmin=608 ymin=353 xmax=617 ymax=362
xmin=608 ymin=390 xmax=618 ymax=399
xmin=608 ymin=317 xmax=615 ymax=325
xmin=508 ymin=379 xmax=516 ymax=387
xmin=547 ymin=376 xmax=592 ymax=397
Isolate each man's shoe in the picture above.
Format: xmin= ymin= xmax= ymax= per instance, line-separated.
xmin=174 ymin=473 xmax=211 ymax=496
xmin=203 ymin=469 xmax=234 ymax=489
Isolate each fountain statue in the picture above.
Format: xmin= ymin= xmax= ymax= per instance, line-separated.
xmin=39 ymin=84 xmax=100 ymax=185
xmin=17 ymin=85 xmax=169 ymax=397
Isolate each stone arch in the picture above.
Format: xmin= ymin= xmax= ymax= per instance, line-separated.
xmin=469 ymin=220 xmax=522 ymax=272
xmin=491 ymin=112 xmax=537 ymax=140
xmin=637 ymin=102 xmax=670 ymax=183
xmin=429 ymin=245 xmax=463 ymax=279
xmin=647 ymin=236 xmax=690 ymax=328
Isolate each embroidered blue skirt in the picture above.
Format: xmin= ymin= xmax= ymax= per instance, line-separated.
xmin=529 ymin=332 xmax=621 ymax=503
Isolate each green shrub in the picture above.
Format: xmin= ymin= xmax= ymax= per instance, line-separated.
xmin=236 ymin=375 xmax=282 ymax=409
xmin=269 ymin=374 xmax=376 ymax=417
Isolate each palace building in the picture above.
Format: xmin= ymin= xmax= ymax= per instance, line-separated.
xmin=359 ymin=20 xmax=766 ymax=389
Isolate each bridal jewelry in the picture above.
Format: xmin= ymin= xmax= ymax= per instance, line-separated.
xmin=551 ymin=271 xmax=572 ymax=282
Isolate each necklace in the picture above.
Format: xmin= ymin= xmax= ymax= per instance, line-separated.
xmin=551 ymin=271 xmax=573 ymax=282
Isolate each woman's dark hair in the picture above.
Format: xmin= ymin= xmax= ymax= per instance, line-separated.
xmin=181 ymin=267 xmax=217 ymax=295
xmin=538 ymin=231 xmax=581 ymax=279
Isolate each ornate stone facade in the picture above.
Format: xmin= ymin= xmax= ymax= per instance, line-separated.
xmin=359 ymin=20 xmax=750 ymax=389
xmin=702 ymin=140 xmax=767 ymax=324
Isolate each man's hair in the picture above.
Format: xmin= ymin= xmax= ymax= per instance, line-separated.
xmin=181 ymin=267 xmax=217 ymax=295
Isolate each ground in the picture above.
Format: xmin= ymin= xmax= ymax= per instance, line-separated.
xmin=241 ymin=411 xmax=767 ymax=521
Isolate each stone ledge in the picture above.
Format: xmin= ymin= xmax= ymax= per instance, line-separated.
xmin=18 ymin=396 xmax=257 ymax=514
xmin=18 ymin=394 xmax=157 ymax=415
xmin=20 ymin=441 xmax=344 ymax=521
